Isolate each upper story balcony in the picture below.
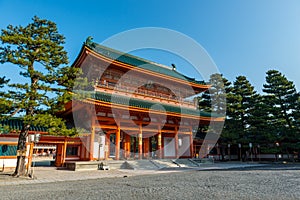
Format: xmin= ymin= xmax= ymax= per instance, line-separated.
xmin=94 ymin=80 xmax=198 ymax=109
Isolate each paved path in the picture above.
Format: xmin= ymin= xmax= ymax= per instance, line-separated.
xmin=0 ymin=162 xmax=266 ymax=186
xmin=1 ymin=164 xmax=300 ymax=200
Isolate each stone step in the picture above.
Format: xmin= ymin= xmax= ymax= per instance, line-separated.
xmin=172 ymin=159 xmax=199 ymax=167
xmin=106 ymin=160 xmax=128 ymax=169
xmin=126 ymin=160 xmax=159 ymax=170
xmin=192 ymin=158 xmax=214 ymax=164
xmin=151 ymin=159 xmax=180 ymax=169
xmin=65 ymin=161 xmax=103 ymax=171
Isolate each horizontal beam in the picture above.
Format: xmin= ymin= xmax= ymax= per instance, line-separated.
xmin=95 ymin=115 xmax=196 ymax=128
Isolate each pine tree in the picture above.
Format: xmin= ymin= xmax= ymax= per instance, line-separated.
xmin=228 ymin=76 xmax=259 ymax=144
xmin=0 ymin=76 xmax=11 ymax=117
xmin=198 ymin=73 xmax=232 ymax=114
xmin=294 ymin=95 xmax=300 ymax=131
xmin=0 ymin=16 xmax=79 ymax=177
xmin=197 ymin=73 xmax=232 ymax=158
xmin=249 ymin=95 xmax=283 ymax=154
xmin=262 ymin=70 xmax=299 ymax=155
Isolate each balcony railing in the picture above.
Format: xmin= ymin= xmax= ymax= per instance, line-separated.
xmin=95 ymin=81 xmax=196 ymax=109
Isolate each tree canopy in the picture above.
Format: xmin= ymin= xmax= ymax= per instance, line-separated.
xmin=198 ymin=70 xmax=300 ymax=158
xmin=0 ymin=16 xmax=80 ymax=176
xmin=0 ymin=16 xmax=78 ymax=135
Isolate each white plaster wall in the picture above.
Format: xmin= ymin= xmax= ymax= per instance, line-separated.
xmin=0 ymin=141 xmax=29 ymax=168
xmin=178 ymin=135 xmax=191 ymax=157
xmin=93 ymin=135 xmax=105 ymax=159
xmin=0 ymin=158 xmax=28 ymax=168
xmin=0 ymin=158 xmax=17 ymax=168
xmin=164 ymin=137 xmax=175 ymax=157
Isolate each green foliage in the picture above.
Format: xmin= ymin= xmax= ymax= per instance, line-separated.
xmin=0 ymin=76 xmax=12 ymax=118
xmin=260 ymin=146 xmax=280 ymax=154
xmin=226 ymin=76 xmax=260 ymax=144
xmin=23 ymin=114 xmax=77 ymax=136
xmin=0 ymin=124 xmax=10 ymax=134
xmin=262 ymin=70 xmax=299 ymax=142
xmin=0 ymin=16 xmax=80 ymax=135
xmin=221 ymin=70 xmax=300 ymax=154
xmin=198 ymin=71 xmax=299 ymax=154
xmin=250 ymin=95 xmax=278 ymax=144
xmin=198 ymin=73 xmax=231 ymax=114
xmin=197 ymin=73 xmax=231 ymax=139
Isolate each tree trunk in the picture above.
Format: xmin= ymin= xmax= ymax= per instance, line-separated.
xmin=13 ymin=66 xmax=37 ymax=177
xmin=12 ymin=124 xmax=30 ymax=177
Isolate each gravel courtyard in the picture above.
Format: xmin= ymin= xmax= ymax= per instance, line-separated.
xmin=1 ymin=165 xmax=300 ymax=200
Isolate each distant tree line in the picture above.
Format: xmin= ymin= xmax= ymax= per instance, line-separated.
xmin=198 ymin=70 xmax=300 ymax=158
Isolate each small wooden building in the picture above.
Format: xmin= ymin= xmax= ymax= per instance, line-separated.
xmin=0 ymin=118 xmax=86 ymax=169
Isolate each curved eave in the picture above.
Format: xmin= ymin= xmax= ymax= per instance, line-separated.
xmin=71 ymin=44 xmax=89 ymax=68
xmin=79 ymin=98 xmax=224 ymax=123
xmin=72 ymin=45 xmax=210 ymax=91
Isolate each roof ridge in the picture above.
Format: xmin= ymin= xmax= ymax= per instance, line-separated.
xmin=88 ymin=42 xmax=175 ymax=70
xmin=84 ymin=39 xmax=206 ymax=84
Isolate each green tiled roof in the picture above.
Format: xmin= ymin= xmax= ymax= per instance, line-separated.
xmin=85 ymin=41 xmax=206 ymax=85
xmin=91 ymin=92 xmax=218 ymax=118
xmin=0 ymin=118 xmax=47 ymax=133
xmin=0 ymin=145 xmax=17 ymax=156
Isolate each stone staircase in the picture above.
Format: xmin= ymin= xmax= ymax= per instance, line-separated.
xmin=120 ymin=159 xmax=184 ymax=170
xmin=151 ymin=159 xmax=180 ymax=169
xmin=125 ymin=160 xmax=159 ymax=170
xmin=106 ymin=160 xmax=128 ymax=169
xmin=65 ymin=159 xmax=213 ymax=171
xmin=191 ymin=158 xmax=214 ymax=165
xmin=172 ymin=159 xmax=199 ymax=167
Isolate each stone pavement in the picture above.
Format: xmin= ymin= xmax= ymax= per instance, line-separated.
xmin=0 ymin=162 xmax=266 ymax=186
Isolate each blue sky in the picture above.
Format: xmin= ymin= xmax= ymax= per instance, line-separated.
xmin=0 ymin=0 xmax=300 ymax=92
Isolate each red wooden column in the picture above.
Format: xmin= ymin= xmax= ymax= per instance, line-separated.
xmin=55 ymin=143 xmax=64 ymax=167
xmin=138 ymin=124 xmax=143 ymax=159
xmin=89 ymin=115 xmax=95 ymax=161
xmin=124 ymin=134 xmax=131 ymax=159
xmin=175 ymin=126 xmax=179 ymax=159
xmin=115 ymin=127 xmax=121 ymax=160
xmin=26 ymin=142 xmax=34 ymax=173
xmin=63 ymin=137 xmax=68 ymax=164
xmin=189 ymin=127 xmax=194 ymax=158
xmin=133 ymin=136 xmax=137 ymax=159
xmin=105 ymin=133 xmax=110 ymax=160
xmin=143 ymin=138 xmax=149 ymax=159
xmin=80 ymin=137 xmax=84 ymax=160
xmin=157 ymin=126 xmax=162 ymax=159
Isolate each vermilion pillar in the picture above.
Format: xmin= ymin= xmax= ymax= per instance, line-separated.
xmin=157 ymin=128 xmax=162 ymax=159
xmin=89 ymin=113 xmax=95 ymax=161
xmin=105 ymin=133 xmax=110 ymax=160
xmin=55 ymin=143 xmax=64 ymax=167
xmin=143 ymin=138 xmax=150 ymax=158
xmin=124 ymin=134 xmax=131 ymax=159
xmin=26 ymin=142 xmax=34 ymax=173
xmin=190 ymin=128 xmax=194 ymax=158
xmin=115 ymin=127 xmax=120 ymax=160
xmin=138 ymin=124 xmax=143 ymax=159
xmin=63 ymin=137 xmax=68 ymax=163
xmin=175 ymin=126 xmax=179 ymax=159
xmin=89 ymin=127 xmax=95 ymax=161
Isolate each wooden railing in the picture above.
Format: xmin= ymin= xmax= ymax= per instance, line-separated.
xmin=95 ymin=82 xmax=196 ymax=109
